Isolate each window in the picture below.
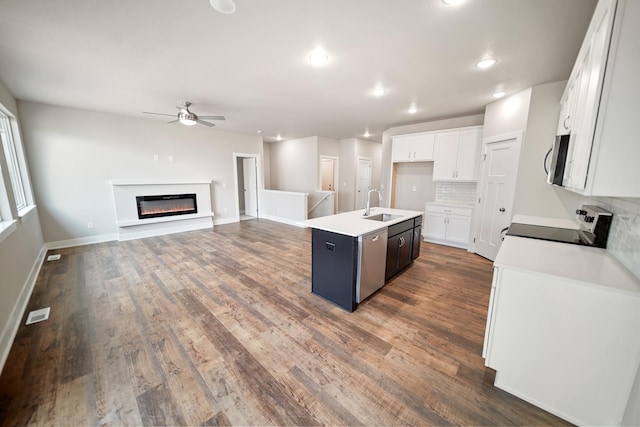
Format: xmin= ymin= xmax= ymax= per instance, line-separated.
xmin=0 ymin=112 xmax=28 ymax=211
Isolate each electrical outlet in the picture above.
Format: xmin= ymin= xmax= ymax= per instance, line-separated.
xmin=412 ymin=186 xmax=417 ymax=192
xmin=87 ymin=222 xmax=94 ymax=229
xmin=153 ymin=154 xmax=159 ymax=161
xmin=169 ymin=155 xmax=174 ymax=162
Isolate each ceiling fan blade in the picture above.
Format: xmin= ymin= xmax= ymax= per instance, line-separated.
xmin=143 ymin=112 xmax=175 ymax=117
xmin=196 ymin=119 xmax=215 ymax=127
xmin=198 ymin=115 xmax=226 ymax=121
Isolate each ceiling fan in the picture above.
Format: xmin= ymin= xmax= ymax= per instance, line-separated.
xmin=143 ymin=101 xmax=225 ymax=127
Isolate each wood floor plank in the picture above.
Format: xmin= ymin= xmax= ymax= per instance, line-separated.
xmin=0 ymin=220 xmax=571 ymax=426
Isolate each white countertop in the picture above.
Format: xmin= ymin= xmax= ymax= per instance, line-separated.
xmin=301 ymin=208 xmax=423 ymax=237
xmin=496 ymin=236 xmax=640 ymax=297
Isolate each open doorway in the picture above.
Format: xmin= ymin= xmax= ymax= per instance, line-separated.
xmin=319 ymin=155 xmax=339 ymax=213
xmin=233 ymin=153 xmax=260 ymax=222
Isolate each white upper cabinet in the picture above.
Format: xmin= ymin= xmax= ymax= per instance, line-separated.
xmin=391 ymin=133 xmax=435 ymax=162
xmin=557 ymin=0 xmax=640 ymax=197
xmin=433 ymin=126 xmax=482 ymax=181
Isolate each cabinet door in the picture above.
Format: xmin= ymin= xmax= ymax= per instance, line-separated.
xmin=424 ymin=211 xmax=447 ymax=240
xmin=397 ymin=229 xmax=414 ymax=271
xmin=411 ymin=225 xmax=421 ymax=260
xmin=565 ymin=4 xmax=612 ymax=191
xmin=392 ymin=136 xmax=413 ymax=162
xmin=433 ymin=132 xmax=459 ymax=180
xmin=456 ymin=128 xmax=482 ymax=181
xmin=412 ymin=134 xmax=435 ymax=161
xmin=385 ymin=234 xmax=401 ymax=280
xmin=445 ymin=214 xmax=471 ymax=245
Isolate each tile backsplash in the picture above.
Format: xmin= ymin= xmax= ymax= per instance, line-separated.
xmin=589 ymin=196 xmax=640 ymax=280
xmin=435 ymin=182 xmax=477 ymax=206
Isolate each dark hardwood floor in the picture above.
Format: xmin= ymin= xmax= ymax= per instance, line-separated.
xmin=0 ymin=219 xmax=569 ymax=426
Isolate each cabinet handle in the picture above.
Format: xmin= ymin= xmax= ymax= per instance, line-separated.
xmin=563 ymin=116 xmax=570 ymax=130
xmin=408 ymin=152 xmax=411 ymax=159
xmin=444 ymin=209 xmax=452 ymax=212
xmin=399 ymin=236 xmax=405 ymax=247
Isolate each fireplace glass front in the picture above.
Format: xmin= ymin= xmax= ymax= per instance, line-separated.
xmin=136 ymin=194 xmax=198 ymax=219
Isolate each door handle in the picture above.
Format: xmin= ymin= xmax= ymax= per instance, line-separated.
xmin=372 ymin=235 xmax=379 ymax=242
xmin=499 ymin=208 xmax=506 ymax=212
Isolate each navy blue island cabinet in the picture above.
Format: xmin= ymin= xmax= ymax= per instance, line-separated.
xmin=311 ymin=228 xmax=358 ymax=312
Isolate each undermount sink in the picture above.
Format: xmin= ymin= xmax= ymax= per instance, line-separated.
xmin=363 ymin=213 xmax=402 ymax=222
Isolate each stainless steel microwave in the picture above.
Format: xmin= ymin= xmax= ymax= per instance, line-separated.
xmin=546 ymin=134 xmax=570 ymax=186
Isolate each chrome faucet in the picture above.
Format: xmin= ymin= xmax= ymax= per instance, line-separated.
xmin=364 ymin=188 xmax=382 ymax=216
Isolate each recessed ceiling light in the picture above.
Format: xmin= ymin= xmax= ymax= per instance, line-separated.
xmin=442 ymin=0 xmax=465 ymax=6
xmin=476 ymin=58 xmax=497 ymax=69
xmin=492 ymin=91 xmax=506 ymax=98
xmin=364 ymin=130 xmax=371 ymax=138
xmin=276 ymin=134 xmax=282 ymax=141
xmin=371 ymin=86 xmax=386 ymax=97
xmin=408 ymin=103 xmax=417 ymax=114
xmin=209 ymin=0 xmax=236 ymax=14
xmin=308 ymin=47 xmax=329 ymax=66
xmin=257 ymin=130 xmax=263 ymax=134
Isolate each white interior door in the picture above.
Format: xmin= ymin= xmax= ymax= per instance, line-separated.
xmin=355 ymin=158 xmax=372 ymax=210
xmin=474 ymin=135 xmax=521 ymax=261
xmin=243 ymin=157 xmax=258 ymax=217
xmin=321 ymin=159 xmax=335 ymax=191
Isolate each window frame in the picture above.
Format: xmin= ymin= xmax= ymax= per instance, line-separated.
xmin=0 ymin=110 xmax=35 ymax=218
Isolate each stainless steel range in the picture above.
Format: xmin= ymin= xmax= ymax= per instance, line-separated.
xmin=506 ymin=205 xmax=613 ymax=248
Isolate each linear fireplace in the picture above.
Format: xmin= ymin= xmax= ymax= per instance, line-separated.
xmin=136 ymin=193 xmax=198 ymax=220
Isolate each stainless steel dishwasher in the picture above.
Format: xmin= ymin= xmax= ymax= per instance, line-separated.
xmin=356 ymin=228 xmax=388 ymax=303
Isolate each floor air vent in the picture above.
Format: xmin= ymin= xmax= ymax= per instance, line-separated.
xmin=47 ymin=254 xmax=61 ymax=261
xmin=26 ymin=307 xmax=50 ymax=325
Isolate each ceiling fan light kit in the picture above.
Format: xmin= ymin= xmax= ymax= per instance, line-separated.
xmin=178 ymin=113 xmax=197 ymax=126
xmin=143 ymin=101 xmax=225 ymax=128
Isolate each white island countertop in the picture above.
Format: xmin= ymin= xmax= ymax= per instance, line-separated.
xmin=301 ymin=207 xmax=423 ymax=237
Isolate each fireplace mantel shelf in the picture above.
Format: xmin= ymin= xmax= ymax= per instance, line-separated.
xmin=117 ymin=212 xmax=215 ymax=228
xmin=110 ymin=179 xmax=212 ymax=186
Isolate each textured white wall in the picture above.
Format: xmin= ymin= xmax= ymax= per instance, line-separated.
xmin=337 ymin=138 xmax=382 ymax=212
xmin=0 ymin=81 xmax=45 ymax=373
xmin=512 ymin=81 xmax=585 ymax=219
xmin=269 ymin=136 xmax=317 ymax=193
xmin=18 ymin=101 xmax=263 ymax=243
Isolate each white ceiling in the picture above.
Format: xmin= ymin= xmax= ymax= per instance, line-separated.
xmin=0 ymin=0 xmax=597 ymax=142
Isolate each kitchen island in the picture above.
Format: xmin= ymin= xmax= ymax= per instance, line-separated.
xmin=302 ymin=208 xmax=423 ymax=312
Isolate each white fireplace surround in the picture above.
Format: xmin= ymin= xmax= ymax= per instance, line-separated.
xmin=110 ymin=179 xmax=214 ymax=241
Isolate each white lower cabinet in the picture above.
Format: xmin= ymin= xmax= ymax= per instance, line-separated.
xmin=423 ymin=203 xmax=472 ymax=249
xmin=484 ymin=237 xmax=640 ymax=426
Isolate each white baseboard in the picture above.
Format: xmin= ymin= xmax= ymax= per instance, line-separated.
xmin=213 ymin=217 xmax=239 ymax=226
xmin=422 ymin=236 xmax=468 ymax=250
xmin=45 ymin=233 xmax=118 ymax=250
xmin=260 ymin=214 xmax=307 ymax=228
xmin=0 ymin=245 xmax=47 ymax=373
